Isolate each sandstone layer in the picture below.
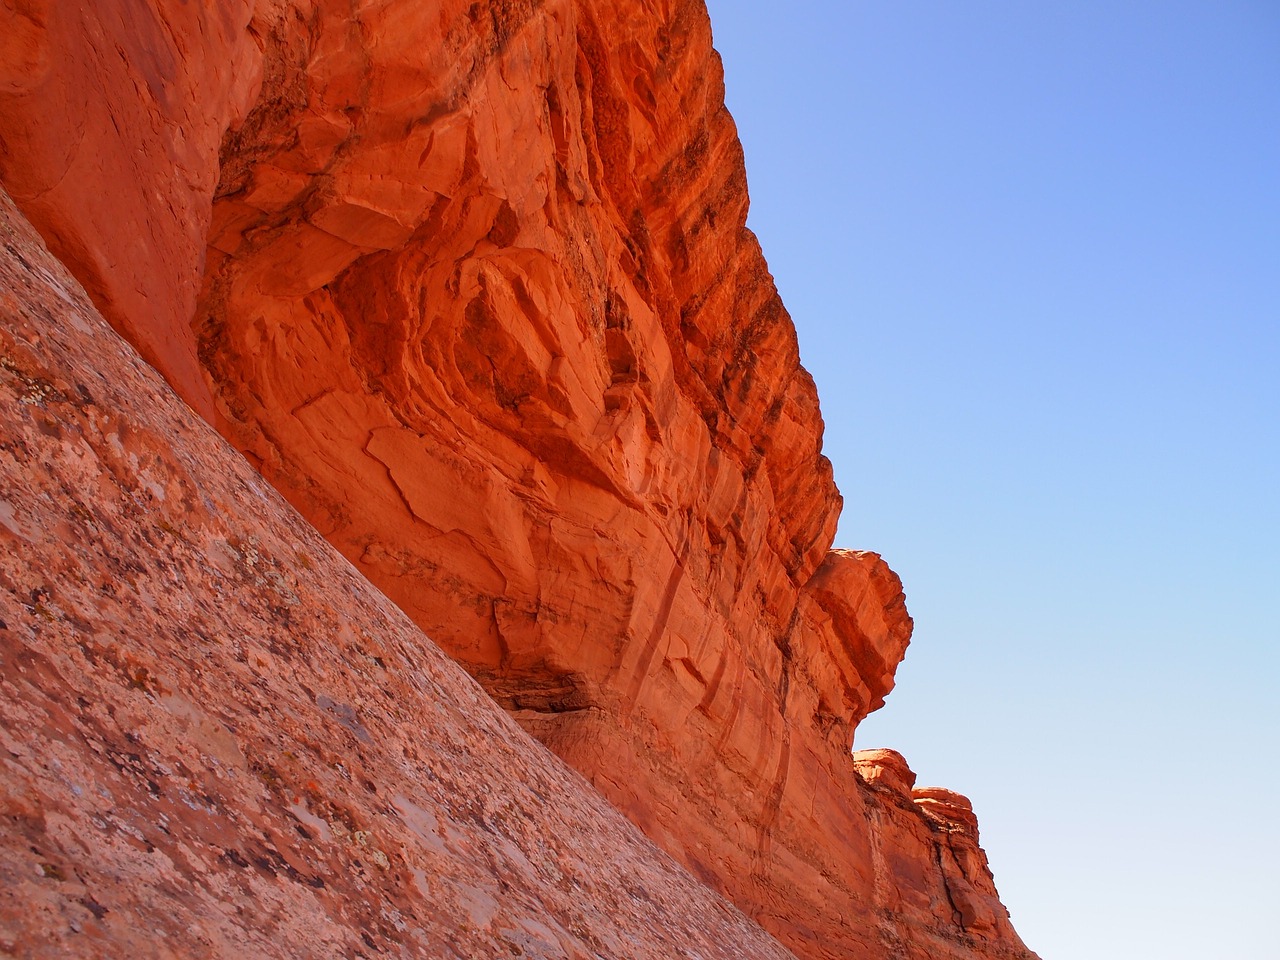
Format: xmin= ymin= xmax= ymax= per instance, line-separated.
xmin=0 ymin=187 xmax=797 ymax=959
xmin=0 ymin=2 xmax=1038 ymax=959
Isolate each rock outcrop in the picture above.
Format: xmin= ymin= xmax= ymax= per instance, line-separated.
xmin=0 ymin=2 xmax=1038 ymax=959
xmin=0 ymin=190 xmax=798 ymax=958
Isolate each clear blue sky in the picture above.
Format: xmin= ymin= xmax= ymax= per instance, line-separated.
xmin=703 ymin=2 xmax=1280 ymax=957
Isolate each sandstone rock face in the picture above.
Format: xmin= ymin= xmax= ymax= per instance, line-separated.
xmin=0 ymin=3 xmax=1038 ymax=959
xmin=0 ymin=187 xmax=796 ymax=959
xmin=0 ymin=0 xmax=268 ymax=421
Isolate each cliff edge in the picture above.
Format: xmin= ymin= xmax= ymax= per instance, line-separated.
xmin=0 ymin=2 xmax=1037 ymax=958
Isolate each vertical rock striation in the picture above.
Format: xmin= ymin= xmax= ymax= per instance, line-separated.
xmin=0 ymin=2 xmax=1038 ymax=958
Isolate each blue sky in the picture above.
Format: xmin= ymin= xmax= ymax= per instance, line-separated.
xmin=703 ymin=2 xmax=1279 ymax=956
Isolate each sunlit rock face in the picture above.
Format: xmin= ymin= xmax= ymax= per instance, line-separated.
xmin=0 ymin=189 xmax=798 ymax=959
xmin=0 ymin=2 xmax=1038 ymax=958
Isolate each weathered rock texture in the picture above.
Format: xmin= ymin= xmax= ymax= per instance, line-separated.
xmin=0 ymin=187 xmax=796 ymax=959
xmin=0 ymin=2 xmax=1038 ymax=959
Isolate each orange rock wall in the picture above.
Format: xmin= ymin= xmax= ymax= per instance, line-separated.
xmin=0 ymin=0 xmax=267 ymax=421
xmin=0 ymin=3 xmax=1037 ymax=959
xmin=0 ymin=189 xmax=798 ymax=959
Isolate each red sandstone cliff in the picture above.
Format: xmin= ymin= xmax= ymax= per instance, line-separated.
xmin=0 ymin=2 xmax=1038 ymax=959
xmin=0 ymin=191 xmax=797 ymax=957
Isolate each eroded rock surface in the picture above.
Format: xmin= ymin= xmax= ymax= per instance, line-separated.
xmin=0 ymin=2 xmax=1038 ymax=958
xmin=0 ymin=187 xmax=798 ymax=959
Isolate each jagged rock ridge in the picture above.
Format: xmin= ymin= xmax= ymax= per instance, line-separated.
xmin=0 ymin=2 xmax=1037 ymax=958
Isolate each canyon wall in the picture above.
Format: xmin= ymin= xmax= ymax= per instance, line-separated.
xmin=0 ymin=2 xmax=1037 ymax=959
xmin=0 ymin=190 xmax=797 ymax=958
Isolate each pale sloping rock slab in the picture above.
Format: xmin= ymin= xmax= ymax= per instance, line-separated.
xmin=0 ymin=188 xmax=796 ymax=960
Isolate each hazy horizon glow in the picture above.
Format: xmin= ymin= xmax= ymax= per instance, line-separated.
xmin=704 ymin=2 xmax=1279 ymax=957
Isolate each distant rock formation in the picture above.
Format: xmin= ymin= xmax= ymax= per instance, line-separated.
xmin=0 ymin=2 xmax=1038 ymax=958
